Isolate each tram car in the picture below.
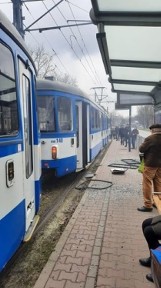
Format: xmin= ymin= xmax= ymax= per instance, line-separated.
xmin=0 ymin=11 xmax=41 ymax=271
xmin=36 ymin=79 xmax=110 ymax=177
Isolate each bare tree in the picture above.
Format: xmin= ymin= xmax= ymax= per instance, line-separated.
xmin=29 ymin=45 xmax=56 ymax=78
xmin=29 ymin=45 xmax=78 ymax=86
xmin=109 ymin=111 xmax=128 ymax=127
xmin=136 ymin=105 xmax=154 ymax=128
xmin=56 ymin=73 xmax=77 ymax=86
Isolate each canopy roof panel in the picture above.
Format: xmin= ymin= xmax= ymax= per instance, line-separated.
xmin=90 ymin=0 xmax=161 ymax=106
xmin=111 ymin=67 xmax=161 ymax=82
xmin=105 ymin=26 xmax=161 ymax=61
xmin=117 ymin=92 xmax=154 ymax=105
xmin=113 ymin=84 xmax=154 ymax=93
xmin=96 ymin=0 xmax=161 ymax=13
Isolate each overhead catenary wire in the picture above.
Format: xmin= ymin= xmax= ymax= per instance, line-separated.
xmin=23 ymin=2 xmax=69 ymax=75
xmin=65 ymin=0 xmax=88 ymax=13
xmin=66 ymin=0 xmax=103 ymax=87
xmin=26 ymin=0 xmax=101 ymax=85
xmin=4 ymin=0 xmax=107 ymax=91
xmin=42 ymin=0 xmax=99 ymax=85
xmin=23 ymin=4 xmax=40 ymax=45
xmin=25 ymin=0 xmax=64 ymax=31
xmin=65 ymin=0 xmax=103 ymax=87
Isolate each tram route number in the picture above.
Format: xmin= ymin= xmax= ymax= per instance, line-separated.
xmin=51 ymin=138 xmax=63 ymax=143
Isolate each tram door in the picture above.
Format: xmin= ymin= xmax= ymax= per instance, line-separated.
xmin=76 ymin=102 xmax=90 ymax=170
xmin=19 ymin=60 xmax=35 ymax=232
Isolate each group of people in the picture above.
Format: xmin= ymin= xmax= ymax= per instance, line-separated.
xmin=137 ymin=123 xmax=161 ymax=284
xmin=111 ymin=125 xmax=139 ymax=149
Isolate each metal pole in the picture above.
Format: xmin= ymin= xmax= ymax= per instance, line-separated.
xmin=12 ymin=0 xmax=24 ymax=38
xmin=128 ymin=106 xmax=131 ymax=152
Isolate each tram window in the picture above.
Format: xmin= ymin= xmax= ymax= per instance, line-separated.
xmin=22 ymin=75 xmax=33 ymax=179
xmin=58 ymin=97 xmax=72 ymax=131
xmin=97 ymin=111 xmax=101 ymax=129
xmin=76 ymin=105 xmax=79 ymax=147
xmin=91 ymin=107 xmax=101 ymax=130
xmin=0 ymin=43 xmax=18 ymax=136
xmin=91 ymin=107 xmax=95 ymax=129
xmin=37 ymin=96 xmax=55 ymax=132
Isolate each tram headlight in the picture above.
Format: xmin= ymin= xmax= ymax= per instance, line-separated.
xmin=52 ymin=146 xmax=57 ymax=159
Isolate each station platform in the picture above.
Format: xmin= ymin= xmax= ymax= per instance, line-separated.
xmin=33 ymin=139 xmax=157 ymax=288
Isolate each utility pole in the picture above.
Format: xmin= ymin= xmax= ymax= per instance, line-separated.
xmin=12 ymin=0 xmax=24 ymax=38
xmin=11 ymin=0 xmax=46 ymax=38
xmin=128 ymin=106 xmax=132 ymax=152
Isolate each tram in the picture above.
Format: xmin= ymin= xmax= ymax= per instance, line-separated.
xmin=36 ymin=79 xmax=110 ymax=177
xmin=0 ymin=11 xmax=41 ymax=271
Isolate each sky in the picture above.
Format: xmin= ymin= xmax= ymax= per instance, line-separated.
xmin=0 ymin=0 xmax=135 ymax=116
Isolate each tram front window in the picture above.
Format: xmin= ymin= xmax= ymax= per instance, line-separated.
xmin=0 ymin=43 xmax=18 ymax=136
xmin=37 ymin=96 xmax=55 ymax=132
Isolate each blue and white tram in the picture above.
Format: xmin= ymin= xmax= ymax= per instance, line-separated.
xmin=0 ymin=11 xmax=41 ymax=271
xmin=37 ymin=79 xmax=110 ymax=177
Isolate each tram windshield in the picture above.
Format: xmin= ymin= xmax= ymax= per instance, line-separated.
xmin=37 ymin=96 xmax=55 ymax=132
xmin=0 ymin=43 xmax=18 ymax=136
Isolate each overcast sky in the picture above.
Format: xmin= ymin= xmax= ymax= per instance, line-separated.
xmin=0 ymin=0 xmax=134 ymax=116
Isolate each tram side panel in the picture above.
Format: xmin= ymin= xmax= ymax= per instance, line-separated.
xmin=82 ymin=102 xmax=88 ymax=167
xmin=0 ymin=39 xmax=26 ymax=271
xmin=0 ymin=154 xmax=25 ymax=270
xmin=90 ymin=105 xmax=104 ymax=161
xmin=0 ymin=12 xmax=41 ymax=271
xmin=102 ymin=113 xmax=110 ymax=146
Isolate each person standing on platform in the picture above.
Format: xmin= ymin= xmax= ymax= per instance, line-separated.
xmin=119 ymin=125 xmax=125 ymax=145
xmin=124 ymin=125 xmax=130 ymax=147
xmin=115 ymin=126 xmax=119 ymax=141
xmin=137 ymin=124 xmax=161 ymax=212
xmin=131 ymin=126 xmax=139 ymax=149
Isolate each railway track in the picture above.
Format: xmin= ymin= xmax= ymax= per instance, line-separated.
xmin=0 ymin=144 xmax=110 ymax=288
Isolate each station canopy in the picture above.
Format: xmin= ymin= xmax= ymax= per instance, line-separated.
xmin=90 ymin=0 xmax=161 ymax=108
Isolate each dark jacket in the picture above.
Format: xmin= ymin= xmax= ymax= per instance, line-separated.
xmin=139 ymin=133 xmax=161 ymax=167
xmin=131 ymin=128 xmax=139 ymax=138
